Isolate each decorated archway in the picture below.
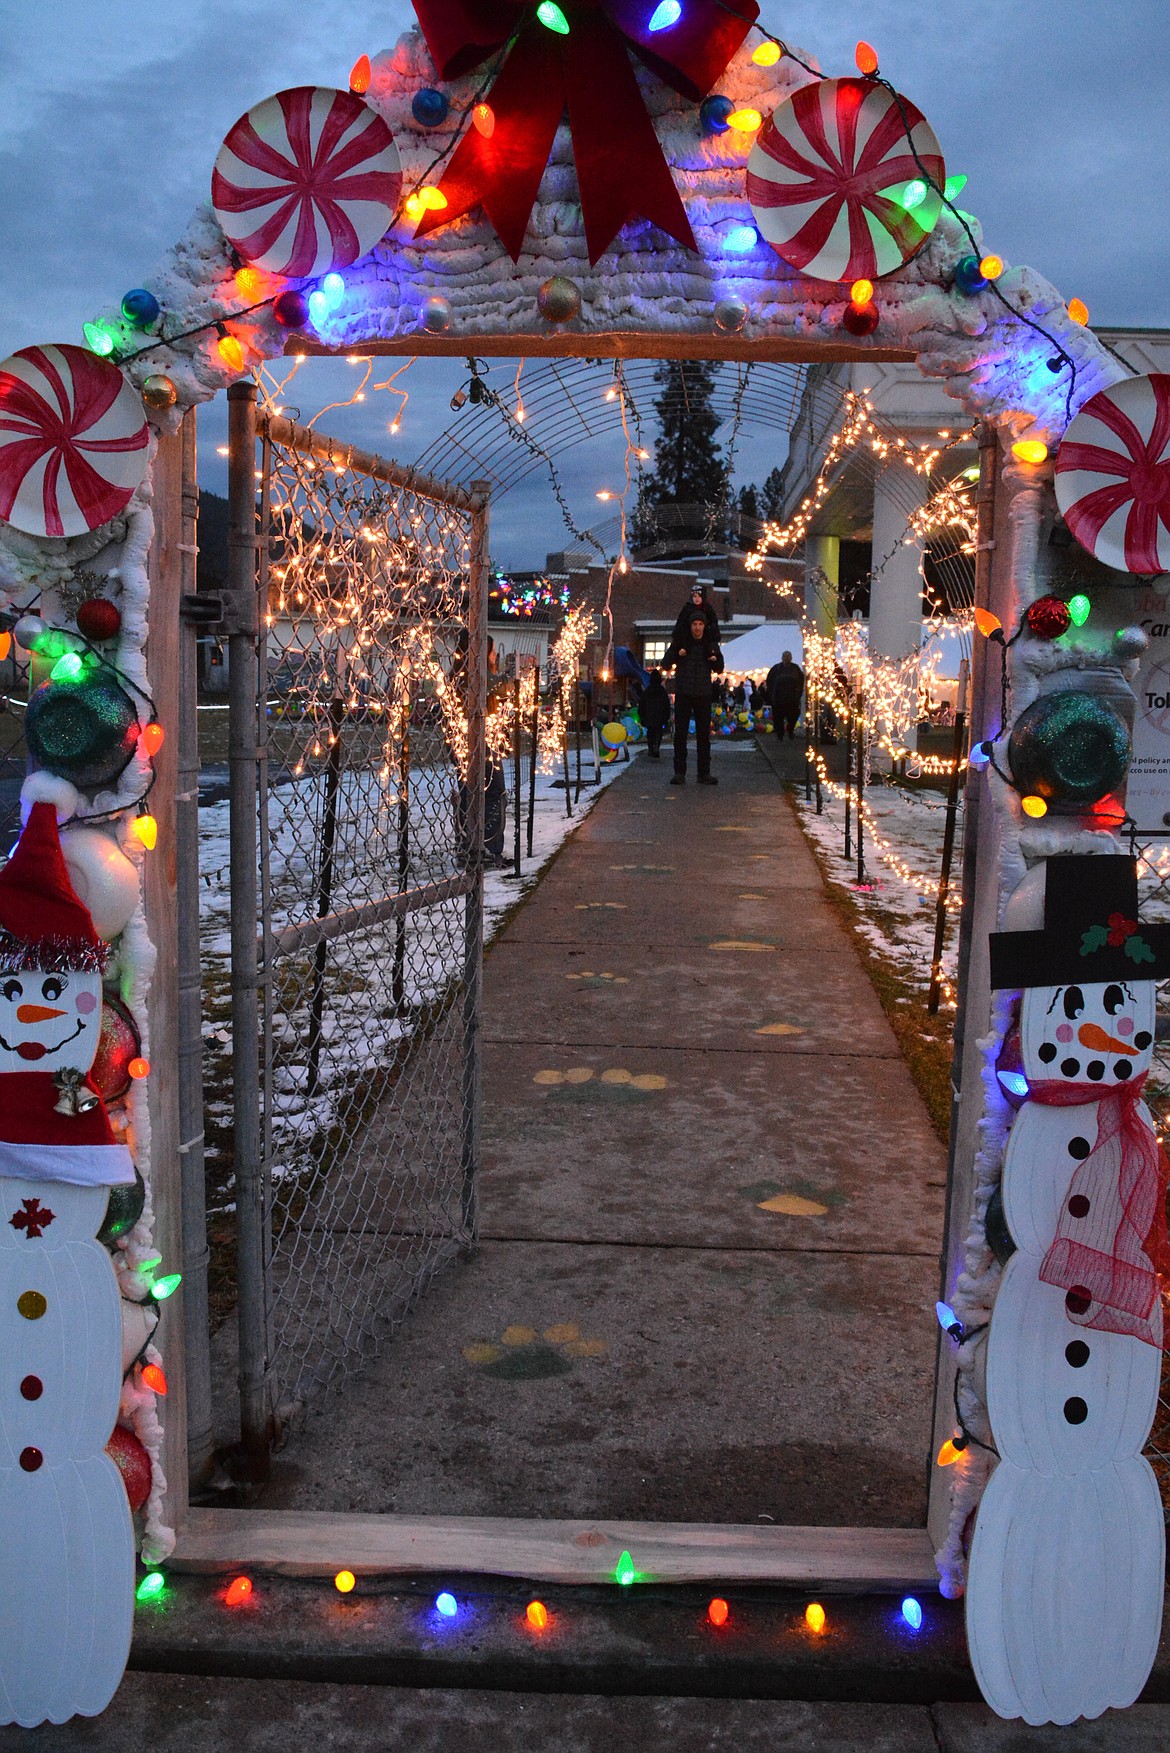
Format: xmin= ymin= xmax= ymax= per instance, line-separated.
xmin=1 ymin=2 xmax=1167 ymax=1731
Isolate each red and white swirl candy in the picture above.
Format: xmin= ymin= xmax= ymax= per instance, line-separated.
xmin=1055 ymin=373 xmax=1170 ymax=575
xmin=747 ymin=77 xmax=945 ymax=284
xmin=212 ymin=86 xmax=403 ymax=279
xmin=0 ymin=345 xmax=149 ymax=540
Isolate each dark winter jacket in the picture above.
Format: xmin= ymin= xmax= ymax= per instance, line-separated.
xmin=638 ymin=676 xmax=671 ymax=731
xmin=669 ymin=591 xmax=720 ymax=648
xmin=765 ymin=659 xmax=804 ymax=710
xmin=666 ymin=629 xmax=724 ymax=699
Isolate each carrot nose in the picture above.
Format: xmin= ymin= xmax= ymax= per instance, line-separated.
xmin=16 ymin=1004 xmax=66 ymax=1024
xmin=1078 ymin=1020 xmax=1137 ymax=1055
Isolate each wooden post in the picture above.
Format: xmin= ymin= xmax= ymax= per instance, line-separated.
xmin=560 ymin=683 xmax=572 ymax=818
xmin=512 ymin=675 xmax=522 ymax=876
xmin=927 ymin=659 xmax=969 ymax=1015
xmin=843 ymin=687 xmax=853 ymax=861
xmin=573 ymin=678 xmax=583 ymax=804
xmin=855 ymin=690 xmax=866 ymax=885
xmin=526 ymin=672 xmax=539 ymax=857
xmin=145 ymin=425 xmax=190 ymax=1533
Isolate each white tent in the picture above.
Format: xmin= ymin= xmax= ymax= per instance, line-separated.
xmin=719 ymin=623 xmax=804 ymax=676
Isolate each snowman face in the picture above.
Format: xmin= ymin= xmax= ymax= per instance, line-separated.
xmin=1020 ymin=980 xmax=1156 ymax=1087
xmin=0 ymin=968 xmax=103 ymax=1076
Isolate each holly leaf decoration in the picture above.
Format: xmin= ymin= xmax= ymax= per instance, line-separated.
xmin=1125 ymin=934 xmax=1156 ymax=965
xmin=1080 ymin=924 xmax=1110 ymax=956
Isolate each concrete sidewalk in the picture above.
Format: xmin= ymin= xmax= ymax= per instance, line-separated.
xmin=261 ymin=741 xmax=946 ymax=1528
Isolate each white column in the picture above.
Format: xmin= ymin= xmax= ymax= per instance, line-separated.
xmin=803 ymin=535 xmax=839 ymax=638
xmin=868 ymin=462 xmax=928 ymax=661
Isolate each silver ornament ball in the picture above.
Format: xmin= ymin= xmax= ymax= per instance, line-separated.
xmin=537 ymin=277 xmax=582 ymax=324
xmin=1114 ymin=625 xmax=1149 ymax=660
xmin=422 ymin=296 xmax=452 ymax=333
xmin=714 ymin=297 xmax=748 ymax=334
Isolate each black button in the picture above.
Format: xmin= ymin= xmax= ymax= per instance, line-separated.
xmin=1068 ymin=1137 xmax=1091 ymax=1159
xmin=18 ymin=1447 xmax=42 ymax=1472
xmin=1061 ymin=1058 xmax=1081 ymax=1078
xmin=1068 ymin=1194 xmax=1090 ymax=1218
xmin=1065 ymin=1341 xmax=1090 ymax=1368
xmin=19 ymin=1376 xmax=42 ymax=1400
xmin=1066 ymin=1287 xmax=1092 ymax=1315
xmin=1086 ymin=1061 xmax=1105 ymax=1081
xmin=1134 ymin=1031 xmax=1152 ymax=1051
xmin=1063 ymin=1397 xmax=1088 ymax=1425
xmin=1038 ymin=1042 xmax=1056 ymax=1063
xmin=1115 ymin=1061 xmax=1132 ymax=1080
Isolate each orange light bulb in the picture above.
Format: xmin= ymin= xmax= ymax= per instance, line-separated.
xmin=1067 ymin=297 xmax=1089 ymax=326
xmin=128 ymin=1056 xmax=150 ymax=1080
xmin=752 ymin=41 xmax=782 ymax=66
xmin=224 ymin=1576 xmax=253 ymax=1607
xmin=0 ymin=633 xmax=10 ymax=662
xmin=141 ymin=722 xmax=165 ymax=756
xmin=217 ymin=334 xmax=245 ymax=374
xmin=141 ymin=1363 xmax=168 ymax=1395
xmin=1012 ymin=438 xmax=1048 ymax=465
xmin=234 ymin=267 xmax=262 ymax=300
xmin=850 ymin=278 xmax=874 ymax=309
xmin=937 ymin=1439 xmax=963 ymax=1466
xmin=1021 ymin=794 xmax=1048 ymax=819
xmin=726 ymin=108 xmax=763 ymax=132
xmin=349 ymin=54 xmax=372 ymax=94
xmin=805 ymin=1602 xmax=827 ymax=1634
xmin=404 ymin=192 xmax=424 ymax=221
xmin=417 ymin=186 xmax=448 ymax=211
xmin=978 ymin=253 xmax=1004 ymax=281
xmin=707 ymin=1597 xmax=730 ymax=1627
xmin=526 ymin=1600 xmax=549 ymax=1630
xmin=132 ymin=815 xmax=158 ymax=851
xmin=334 ymin=1570 xmax=356 ymax=1594
xmin=472 ymin=102 xmax=496 ymax=138
xmin=973 ymin=608 xmax=1002 ymax=638
xmin=855 ymin=41 xmax=879 ymax=75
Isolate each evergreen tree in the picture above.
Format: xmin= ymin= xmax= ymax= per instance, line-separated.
xmin=761 ymin=465 xmax=786 ymax=520
xmin=636 ymin=361 xmax=726 ymax=545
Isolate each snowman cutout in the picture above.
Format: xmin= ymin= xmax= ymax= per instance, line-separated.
xmin=0 ymin=800 xmax=138 ymax=1727
xmin=966 ymin=854 xmax=1170 ymax=1726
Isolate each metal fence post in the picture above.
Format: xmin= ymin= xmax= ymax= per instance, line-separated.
xmin=175 ymin=411 xmax=216 ymax=1487
xmin=928 ymin=658 xmax=970 ymax=1015
xmin=461 ymin=483 xmax=490 ymax=1247
xmin=226 ymin=381 xmax=271 ymax=1474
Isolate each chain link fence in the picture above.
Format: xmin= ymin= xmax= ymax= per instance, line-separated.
xmin=215 ymin=391 xmax=487 ymax=1454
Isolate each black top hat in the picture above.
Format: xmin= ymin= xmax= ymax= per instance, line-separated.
xmin=990 ymin=855 xmax=1170 ymax=989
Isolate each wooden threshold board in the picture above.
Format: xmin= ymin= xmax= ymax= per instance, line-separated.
xmin=287 ymin=333 xmax=917 ymax=365
xmin=171 ymin=1510 xmax=938 ymax=1591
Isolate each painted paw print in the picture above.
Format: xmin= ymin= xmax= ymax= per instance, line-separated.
xmin=463 ymin=1322 xmax=608 ymax=1380
xmin=532 ymin=1066 xmax=668 ymax=1099
xmin=565 ymin=970 xmax=630 ymax=986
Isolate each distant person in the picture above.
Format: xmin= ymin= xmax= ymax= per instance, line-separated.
xmin=638 ymin=668 xmax=671 ymax=759
xmin=669 ymin=582 xmax=719 ymax=649
xmin=665 ymin=613 xmax=723 ymax=786
xmin=765 ymin=650 xmax=804 ymax=740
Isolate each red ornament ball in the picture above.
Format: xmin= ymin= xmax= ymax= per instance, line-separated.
xmin=842 ymin=301 xmax=880 ymax=337
xmin=106 ymin=1422 xmax=152 ymax=1512
xmin=1024 ymin=595 xmax=1072 ymax=640
xmin=76 ymin=597 xmax=122 ymax=642
xmin=272 ymin=290 xmax=311 ymax=330
xmin=91 ymin=994 xmax=142 ymax=1103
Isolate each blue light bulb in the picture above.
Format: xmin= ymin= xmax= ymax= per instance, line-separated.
xmin=968 ymin=741 xmax=991 ymax=769
xmin=321 ymin=273 xmax=345 ymax=311
xmin=996 ymin=1069 xmax=1030 ymax=1099
xmin=649 ymin=0 xmax=682 ymax=29
xmin=901 ymin=1597 xmax=923 ymax=1631
xmin=935 ymin=1301 xmax=963 ymax=1339
xmin=435 ymin=1591 xmax=458 ymax=1618
xmin=307 ymin=290 xmax=330 ymax=328
xmin=722 ymin=223 xmax=759 ymax=254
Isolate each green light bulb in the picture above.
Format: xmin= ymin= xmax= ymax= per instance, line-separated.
xmin=615 ymin=1551 xmax=636 ymax=1586
xmin=82 ymin=322 xmax=115 ymax=358
xmin=137 ymin=1571 xmax=166 ymax=1602
xmin=51 ymin=651 xmax=83 ymax=683
xmin=150 ymin=1272 xmax=183 ymax=1302
xmin=901 ymin=179 xmax=928 ymax=210
xmin=944 ymin=173 xmax=968 ymax=201
xmin=1067 ymin=593 xmax=1091 ymax=628
xmin=537 ymin=1 xmax=570 ymax=32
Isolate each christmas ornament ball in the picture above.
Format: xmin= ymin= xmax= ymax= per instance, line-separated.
xmin=272 ymin=289 xmax=311 ymax=329
xmin=97 ymin=1166 xmax=147 ymax=1247
xmin=412 ymin=87 xmax=449 ymax=127
xmin=141 ymin=374 xmax=178 ymax=412
xmin=25 ymin=671 xmax=140 ymax=791
xmin=90 ymin=993 xmax=142 ymax=1102
xmin=121 ymin=289 xmax=161 ymax=329
xmin=700 ymin=94 xmax=735 ymax=134
xmin=537 ymin=277 xmax=581 ymax=324
xmin=1023 ymin=595 xmax=1071 ymax=640
xmin=60 ymin=823 xmax=140 ymax=940
xmin=106 ymin=1423 xmax=152 ymax=1513
xmin=76 ymin=596 xmax=122 ymax=642
xmin=1007 ymin=689 xmax=1131 ymax=808
xmin=1114 ymin=625 xmax=1149 ymax=660
xmin=713 ymin=297 xmax=748 ymax=334
xmin=422 ymin=295 xmax=451 ymax=333
xmin=842 ymin=302 xmax=879 ymax=337
xmin=953 ymin=254 xmax=988 ymax=295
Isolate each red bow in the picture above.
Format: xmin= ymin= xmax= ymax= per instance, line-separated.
xmin=411 ymin=0 xmax=758 ymax=264
xmin=1028 ymin=1077 xmax=1170 ymax=1349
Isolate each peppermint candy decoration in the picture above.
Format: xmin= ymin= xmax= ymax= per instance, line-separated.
xmin=0 ymin=345 xmax=149 ymax=540
xmin=747 ymin=78 xmax=945 ymax=283
xmin=212 ymin=86 xmax=402 ymax=278
xmin=1055 ymin=373 xmax=1170 ymax=575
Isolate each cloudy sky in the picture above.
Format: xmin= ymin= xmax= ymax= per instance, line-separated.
xmin=1 ymin=1 xmax=1166 ymax=565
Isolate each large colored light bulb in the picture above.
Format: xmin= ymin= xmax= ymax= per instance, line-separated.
xmin=1067 ymin=593 xmax=1091 ymax=627
xmin=537 ymin=2 xmax=570 ymax=32
xmin=648 ymin=1 xmax=681 ymax=28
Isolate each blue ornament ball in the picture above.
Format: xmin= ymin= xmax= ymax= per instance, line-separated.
xmin=700 ymin=95 xmax=735 ymax=135
xmin=121 ymin=288 xmax=160 ymax=329
xmin=953 ymin=255 xmax=988 ymax=296
xmin=412 ymin=88 xmax=450 ymax=128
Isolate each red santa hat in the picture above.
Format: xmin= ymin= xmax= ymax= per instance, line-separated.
xmin=0 ymin=800 xmax=107 ymax=973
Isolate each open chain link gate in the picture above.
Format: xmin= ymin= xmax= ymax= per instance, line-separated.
xmin=220 ymin=384 xmax=488 ymax=1463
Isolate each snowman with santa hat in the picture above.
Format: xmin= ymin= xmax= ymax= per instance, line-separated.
xmin=0 ymin=781 xmax=141 ymax=1726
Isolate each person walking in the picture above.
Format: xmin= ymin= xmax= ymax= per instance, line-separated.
xmin=764 ymin=649 xmax=805 ymax=740
xmin=665 ymin=612 xmax=723 ymax=785
xmin=638 ymin=667 xmax=671 ymax=759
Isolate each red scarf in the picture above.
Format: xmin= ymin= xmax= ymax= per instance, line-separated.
xmin=1028 ymin=1075 xmax=1170 ymax=1348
